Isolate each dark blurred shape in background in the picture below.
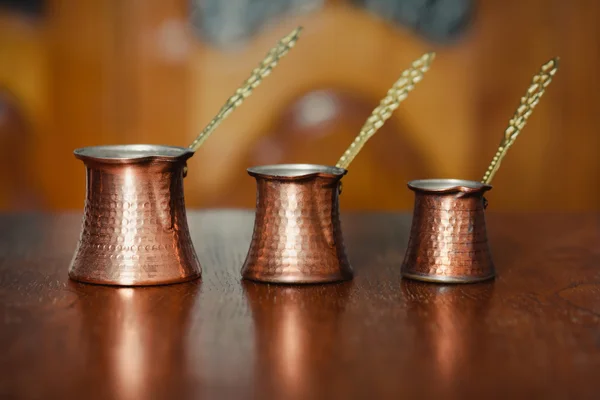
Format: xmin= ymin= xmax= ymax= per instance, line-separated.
xmin=0 ymin=0 xmax=598 ymax=211
xmin=0 ymin=0 xmax=44 ymax=17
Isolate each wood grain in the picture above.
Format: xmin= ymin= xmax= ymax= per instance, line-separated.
xmin=0 ymin=211 xmax=599 ymax=399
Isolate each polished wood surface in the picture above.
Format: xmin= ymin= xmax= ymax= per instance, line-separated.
xmin=1 ymin=211 xmax=599 ymax=399
xmin=0 ymin=0 xmax=599 ymax=211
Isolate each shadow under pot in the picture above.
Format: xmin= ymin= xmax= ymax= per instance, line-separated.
xmin=401 ymin=179 xmax=495 ymax=283
xmin=241 ymin=164 xmax=353 ymax=284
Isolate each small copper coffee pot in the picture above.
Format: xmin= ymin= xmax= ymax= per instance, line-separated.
xmin=401 ymin=179 xmax=494 ymax=283
xmin=401 ymin=58 xmax=559 ymax=284
xmin=242 ymin=52 xmax=436 ymax=284
xmin=69 ymin=28 xmax=302 ymax=286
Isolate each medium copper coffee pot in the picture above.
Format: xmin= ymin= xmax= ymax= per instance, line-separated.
xmin=241 ymin=164 xmax=352 ymax=284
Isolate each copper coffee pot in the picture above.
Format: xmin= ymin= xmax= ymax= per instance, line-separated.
xmin=401 ymin=58 xmax=559 ymax=284
xmin=69 ymin=28 xmax=303 ymax=286
xmin=241 ymin=52 xmax=436 ymax=284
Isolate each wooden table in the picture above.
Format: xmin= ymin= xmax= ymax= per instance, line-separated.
xmin=1 ymin=211 xmax=599 ymax=399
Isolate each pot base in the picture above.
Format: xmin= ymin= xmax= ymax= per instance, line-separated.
xmin=68 ymin=270 xmax=201 ymax=287
xmin=401 ymin=271 xmax=495 ymax=284
xmin=242 ymin=267 xmax=353 ymax=285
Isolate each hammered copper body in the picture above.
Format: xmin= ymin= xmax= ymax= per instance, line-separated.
xmin=69 ymin=145 xmax=201 ymax=286
xmin=401 ymin=179 xmax=495 ymax=283
xmin=241 ymin=164 xmax=353 ymax=284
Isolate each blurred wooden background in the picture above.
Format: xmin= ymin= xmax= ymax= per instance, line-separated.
xmin=0 ymin=0 xmax=598 ymax=211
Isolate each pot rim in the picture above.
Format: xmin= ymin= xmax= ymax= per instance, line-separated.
xmin=74 ymin=144 xmax=194 ymax=164
xmin=407 ymin=178 xmax=492 ymax=194
xmin=247 ymin=164 xmax=347 ymax=180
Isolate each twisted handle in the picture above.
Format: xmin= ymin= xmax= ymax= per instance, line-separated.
xmin=188 ymin=27 xmax=303 ymax=152
xmin=335 ymin=52 xmax=435 ymax=170
xmin=481 ymin=58 xmax=559 ymax=185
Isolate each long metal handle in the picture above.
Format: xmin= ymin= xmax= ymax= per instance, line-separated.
xmin=481 ymin=58 xmax=559 ymax=185
xmin=188 ymin=27 xmax=303 ymax=152
xmin=335 ymin=52 xmax=435 ymax=170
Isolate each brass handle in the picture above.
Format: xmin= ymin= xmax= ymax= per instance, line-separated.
xmin=188 ymin=27 xmax=303 ymax=152
xmin=481 ymin=58 xmax=559 ymax=185
xmin=335 ymin=52 xmax=435 ymax=170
